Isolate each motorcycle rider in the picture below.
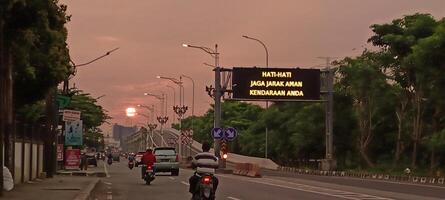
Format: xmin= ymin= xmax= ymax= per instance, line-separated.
xmin=141 ymin=148 xmax=156 ymax=179
xmin=189 ymin=141 xmax=219 ymax=195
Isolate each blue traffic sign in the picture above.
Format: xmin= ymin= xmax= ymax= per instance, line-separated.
xmin=211 ymin=128 xmax=224 ymax=139
xmin=224 ymin=127 xmax=238 ymax=141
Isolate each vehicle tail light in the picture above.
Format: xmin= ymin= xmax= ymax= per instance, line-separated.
xmin=202 ymin=176 xmax=212 ymax=184
xmin=147 ymin=165 xmax=152 ymax=170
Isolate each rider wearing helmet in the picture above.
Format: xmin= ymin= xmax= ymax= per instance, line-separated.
xmin=141 ymin=148 xmax=156 ymax=178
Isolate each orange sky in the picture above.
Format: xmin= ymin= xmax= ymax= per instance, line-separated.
xmin=60 ymin=0 xmax=445 ymax=133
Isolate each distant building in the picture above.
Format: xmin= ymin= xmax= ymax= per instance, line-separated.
xmin=112 ymin=124 xmax=137 ymax=151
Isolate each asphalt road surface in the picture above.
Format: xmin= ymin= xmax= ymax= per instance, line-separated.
xmin=92 ymin=160 xmax=445 ymax=200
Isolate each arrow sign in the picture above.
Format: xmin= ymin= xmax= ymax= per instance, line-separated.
xmin=211 ymin=128 xmax=224 ymax=139
xmin=224 ymin=127 xmax=238 ymax=141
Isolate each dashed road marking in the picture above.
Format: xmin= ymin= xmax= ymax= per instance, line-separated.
xmin=181 ymin=181 xmax=190 ymax=186
xmin=218 ymin=174 xmax=393 ymax=200
xmin=228 ymin=197 xmax=241 ymax=200
xmin=103 ymin=181 xmax=112 ymax=185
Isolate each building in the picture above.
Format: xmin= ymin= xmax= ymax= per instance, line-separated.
xmin=112 ymin=124 xmax=137 ymax=151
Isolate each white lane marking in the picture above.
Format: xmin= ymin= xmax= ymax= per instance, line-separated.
xmin=262 ymin=178 xmax=394 ymax=200
xmin=181 ymin=181 xmax=190 ymax=186
xmin=252 ymin=178 xmax=394 ymax=200
xmin=217 ymin=174 xmax=393 ymax=200
xmin=103 ymin=162 xmax=111 ymax=178
xmin=103 ymin=181 xmax=112 ymax=185
xmin=169 ymin=177 xmax=176 ymax=180
xmin=228 ymin=197 xmax=241 ymax=200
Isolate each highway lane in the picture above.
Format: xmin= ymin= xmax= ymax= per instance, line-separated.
xmin=94 ymin=160 xmax=445 ymax=200
xmin=263 ymin=169 xmax=445 ymax=199
xmin=155 ymin=129 xmax=445 ymax=199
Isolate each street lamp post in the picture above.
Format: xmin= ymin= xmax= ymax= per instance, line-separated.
xmin=144 ymin=93 xmax=168 ymax=146
xmin=242 ymin=35 xmax=270 ymax=159
xmin=182 ymin=43 xmax=222 ymax=161
xmin=166 ymin=85 xmax=176 ymax=124
xmin=156 ymin=76 xmax=187 ymax=157
xmin=180 ymin=74 xmax=194 ymax=159
xmin=156 ymin=116 xmax=169 ymax=146
xmin=181 ymin=74 xmax=195 ymax=127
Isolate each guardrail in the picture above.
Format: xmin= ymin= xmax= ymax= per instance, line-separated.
xmin=277 ymin=166 xmax=445 ymax=186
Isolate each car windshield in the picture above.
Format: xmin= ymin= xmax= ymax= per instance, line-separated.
xmin=154 ymin=149 xmax=176 ymax=156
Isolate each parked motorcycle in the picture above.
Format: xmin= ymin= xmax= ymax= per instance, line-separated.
xmin=192 ymin=174 xmax=215 ymax=200
xmin=143 ymin=165 xmax=155 ymax=185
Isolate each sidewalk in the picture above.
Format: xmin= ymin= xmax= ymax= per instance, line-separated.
xmin=1 ymin=175 xmax=99 ymax=200
xmin=2 ymin=161 xmax=106 ymax=200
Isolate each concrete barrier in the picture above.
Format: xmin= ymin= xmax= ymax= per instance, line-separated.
xmin=246 ymin=164 xmax=262 ymax=178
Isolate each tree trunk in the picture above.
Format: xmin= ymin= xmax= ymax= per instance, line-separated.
xmin=0 ymin=15 xmax=14 ymax=195
xmin=360 ymin=147 xmax=375 ymax=168
xmin=411 ymin=90 xmax=424 ymax=169
xmin=393 ymin=100 xmax=407 ymax=167
xmin=430 ymin=108 xmax=440 ymax=172
xmin=430 ymin=147 xmax=435 ymax=172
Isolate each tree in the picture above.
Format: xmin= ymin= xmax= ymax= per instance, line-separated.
xmin=67 ymin=90 xmax=110 ymax=149
xmin=336 ymin=51 xmax=393 ymax=167
xmin=369 ymin=13 xmax=443 ymax=168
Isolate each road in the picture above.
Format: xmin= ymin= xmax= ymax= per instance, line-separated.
xmin=92 ymin=160 xmax=445 ymax=200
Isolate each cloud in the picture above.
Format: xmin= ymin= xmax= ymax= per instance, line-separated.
xmin=95 ymin=36 xmax=120 ymax=42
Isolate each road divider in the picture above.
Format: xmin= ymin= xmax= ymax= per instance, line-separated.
xmin=277 ymin=166 xmax=445 ymax=186
xmin=233 ymin=163 xmax=261 ymax=178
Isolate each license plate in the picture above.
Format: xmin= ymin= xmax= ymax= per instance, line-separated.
xmin=146 ymin=169 xmax=153 ymax=173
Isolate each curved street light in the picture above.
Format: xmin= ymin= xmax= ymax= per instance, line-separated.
xmin=183 ymin=43 xmax=222 ymax=159
xmin=242 ymin=35 xmax=270 ymax=159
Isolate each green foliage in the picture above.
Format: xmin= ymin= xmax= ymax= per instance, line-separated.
xmin=178 ymin=13 xmax=445 ymax=172
xmin=3 ymin=0 xmax=73 ymax=106
xmin=64 ymin=89 xmax=109 ymax=149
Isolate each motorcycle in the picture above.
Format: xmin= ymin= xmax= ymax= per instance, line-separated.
xmin=192 ymin=174 xmax=215 ymax=200
xmin=128 ymin=160 xmax=134 ymax=170
xmin=143 ymin=165 xmax=155 ymax=185
xmin=107 ymin=157 xmax=113 ymax=165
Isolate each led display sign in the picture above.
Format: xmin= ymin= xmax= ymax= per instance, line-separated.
xmin=232 ymin=67 xmax=320 ymax=101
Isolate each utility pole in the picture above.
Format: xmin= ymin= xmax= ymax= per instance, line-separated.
xmin=318 ymin=56 xmax=336 ymax=170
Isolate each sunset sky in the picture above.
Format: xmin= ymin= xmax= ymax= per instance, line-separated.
xmin=60 ymin=0 xmax=445 ymax=134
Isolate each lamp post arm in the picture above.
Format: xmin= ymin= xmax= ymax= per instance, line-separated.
xmin=242 ymin=36 xmax=268 ymax=67
xmin=75 ymin=47 xmax=120 ymax=67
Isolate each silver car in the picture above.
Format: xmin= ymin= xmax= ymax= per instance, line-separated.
xmin=154 ymin=147 xmax=179 ymax=176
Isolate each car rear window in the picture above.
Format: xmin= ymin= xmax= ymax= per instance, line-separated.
xmin=154 ymin=149 xmax=176 ymax=155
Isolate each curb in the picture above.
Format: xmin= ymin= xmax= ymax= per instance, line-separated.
xmin=73 ymin=178 xmax=101 ymax=200
xmin=57 ymin=171 xmax=107 ymax=177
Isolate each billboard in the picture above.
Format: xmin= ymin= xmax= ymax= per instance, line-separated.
xmin=232 ymin=67 xmax=320 ymax=101
xmin=65 ymin=120 xmax=83 ymax=146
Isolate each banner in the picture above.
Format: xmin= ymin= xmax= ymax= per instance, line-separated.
xmin=65 ymin=149 xmax=80 ymax=170
xmin=57 ymin=144 xmax=64 ymax=161
xmin=65 ymin=120 xmax=83 ymax=146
